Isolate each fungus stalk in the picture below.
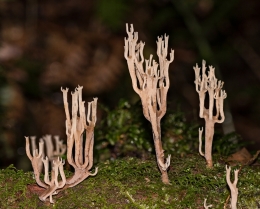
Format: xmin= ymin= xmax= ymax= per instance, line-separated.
xmin=124 ymin=23 xmax=174 ymax=184
xmin=194 ymin=60 xmax=227 ymax=168
xmin=204 ymin=199 xmax=212 ymax=209
xmin=61 ymin=86 xmax=98 ymax=187
xmin=25 ymin=136 xmax=47 ymax=188
xmin=42 ymin=135 xmax=66 ymax=161
xmin=226 ymin=165 xmax=239 ymax=209
xmin=39 ymin=157 xmax=66 ymax=203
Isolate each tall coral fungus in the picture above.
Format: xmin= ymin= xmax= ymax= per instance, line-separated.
xmin=194 ymin=60 xmax=227 ymax=168
xmin=124 ymin=24 xmax=174 ymax=184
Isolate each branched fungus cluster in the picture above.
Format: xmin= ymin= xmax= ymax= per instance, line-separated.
xmin=26 ymin=86 xmax=98 ymax=203
xmin=24 ymin=24 xmax=242 ymax=208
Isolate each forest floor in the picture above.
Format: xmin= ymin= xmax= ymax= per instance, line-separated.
xmin=1 ymin=154 xmax=260 ymax=209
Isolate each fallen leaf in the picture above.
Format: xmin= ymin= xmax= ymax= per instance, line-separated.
xmin=27 ymin=184 xmax=45 ymax=196
xmin=226 ymin=147 xmax=260 ymax=166
xmin=226 ymin=147 xmax=252 ymax=165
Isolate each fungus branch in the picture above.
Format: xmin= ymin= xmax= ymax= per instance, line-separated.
xmin=226 ymin=165 xmax=239 ymax=209
xmin=204 ymin=198 xmax=212 ymax=209
xmin=39 ymin=157 xmax=66 ymax=203
xmin=42 ymin=135 xmax=66 ymax=161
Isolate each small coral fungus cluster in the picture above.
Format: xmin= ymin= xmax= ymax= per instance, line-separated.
xmin=25 ymin=86 xmax=98 ymax=203
xmin=26 ymin=24 xmax=239 ymax=208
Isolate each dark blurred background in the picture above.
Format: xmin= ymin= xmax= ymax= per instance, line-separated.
xmin=0 ymin=0 xmax=260 ymax=170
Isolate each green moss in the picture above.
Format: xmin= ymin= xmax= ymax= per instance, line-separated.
xmin=1 ymin=155 xmax=260 ymax=208
xmin=0 ymin=99 xmax=251 ymax=208
xmin=0 ymin=164 xmax=37 ymax=208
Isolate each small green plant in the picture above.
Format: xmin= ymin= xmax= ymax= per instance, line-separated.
xmin=162 ymin=109 xmax=200 ymax=156
xmin=95 ymin=98 xmax=246 ymax=163
xmin=213 ymin=132 xmax=246 ymax=156
xmin=95 ymin=99 xmax=152 ymax=161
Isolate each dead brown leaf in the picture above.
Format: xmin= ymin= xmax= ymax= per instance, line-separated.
xmin=226 ymin=147 xmax=260 ymax=166
xmin=27 ymin=184 xmax=45 ymax=196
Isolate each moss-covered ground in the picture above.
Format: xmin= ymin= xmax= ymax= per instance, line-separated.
xmin=1 ymin=154 xmax=260 ymax=208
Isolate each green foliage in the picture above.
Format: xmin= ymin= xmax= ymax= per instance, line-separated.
xmin=95 ymin=99 xmax=152 ymax=161
xmin=95 ymin=99 xmax=246 ymax=162
xmin=162 ymin=110 xmax=200 ymax=156
xmin=213 ymin=132 xmax=247 ymax=156
xmin=95 ymin=99 xmax=201 ymax=161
